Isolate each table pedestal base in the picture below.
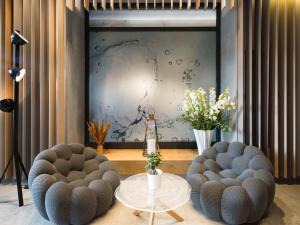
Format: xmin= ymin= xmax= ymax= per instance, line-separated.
xmin=133 ymin=210 xmax=184 ymax=225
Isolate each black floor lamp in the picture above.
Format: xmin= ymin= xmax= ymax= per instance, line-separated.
xmin=0 ymin=30 xmax=29 ymax=207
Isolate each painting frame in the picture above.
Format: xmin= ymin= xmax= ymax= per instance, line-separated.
xmin=84 ymin=10 xmax=221 ymax=149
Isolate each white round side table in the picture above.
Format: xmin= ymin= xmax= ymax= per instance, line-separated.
xmin=115 ymin=173 xmax=191 ymax=225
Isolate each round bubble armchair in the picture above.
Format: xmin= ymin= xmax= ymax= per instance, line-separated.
xmin=28 ymin=144 xmax=120 ymax=225
xmin=186 ymin=142 xmax=275 ymax=225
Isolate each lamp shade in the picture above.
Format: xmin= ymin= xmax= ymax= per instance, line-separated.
xmin=11 ymin=30 xmax=28 ymax=45
xmin=8 ymin=68 xmax=26 ymax=82
xmin=0 ymin=99 xmax=14 ymax=112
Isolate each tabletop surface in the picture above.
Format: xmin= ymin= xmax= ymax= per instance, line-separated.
xmin=115 ymin=173 xmax=191 ymax=213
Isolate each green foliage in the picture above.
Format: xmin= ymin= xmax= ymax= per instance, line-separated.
xmin=145 ymin=152 xmax=162 ymax=175
xmin=180 ymin=87 xmax=236 ymax=131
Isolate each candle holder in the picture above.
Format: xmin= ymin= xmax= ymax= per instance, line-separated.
xmin=143 ymin=114 xmax=160 ymax=156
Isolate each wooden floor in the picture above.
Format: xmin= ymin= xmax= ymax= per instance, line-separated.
xmin=0 ymin=183 xmax=300 ymax=225
xmin=104 ymin=149 xmax=198 ymax=175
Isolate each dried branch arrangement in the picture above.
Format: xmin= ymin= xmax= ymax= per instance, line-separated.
xmin=87 ymin=120 xmax=110 ymax=154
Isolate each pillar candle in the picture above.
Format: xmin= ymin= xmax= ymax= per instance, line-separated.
xmin=147 ymin=139 xmax=156 ymax=154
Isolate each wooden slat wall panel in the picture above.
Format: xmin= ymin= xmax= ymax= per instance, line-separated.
xmin=22 ymin=0 xmax=32 ymax=170
xmin=39 ymin=0 xmax=49 ymax=151
xmin=277 ymin=0 xmax=287 ymax=178
xmin=4 ymin=0 xmax=13 ymax=178
xmin=30 ymin=0 xmax=41 ymax=160
xmin=296 ymin=0 xmax=300 ymax=178
xmin=286 ymin=0 xmax=296 ymax=178
xmin=244 ymin=0 xmax=300 ymax=180
xmin=56 ymin=0 xmax=66 ymax=143
xmin=0 ymin=0 xmax=85 ymax=179
xmin=269 ymin=0 xmax=279 ymax=177
xmin=48 ymin=0 xmax=56 ymax=147
xmin=14 ymin=0 xmax=23 ymax=166
xmin=0 ymin=0 xmax=7 ymax=175
xmin=260 ymin=0 xmax=270 ymax=158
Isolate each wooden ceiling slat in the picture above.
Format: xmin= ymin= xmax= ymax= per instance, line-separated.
xmin=93 ymin=0 xmax=98 ymax=10
xmin=213 ymin=0 xmax=217 ymax=9
xmin=84 ymin=0 xmax=89 ymax=10
xmin=110 ymin=0 xmax=114 ymax=10
xmin=66 ymin=0 xmax=74 ymax=10
xmin=221 ymin=0 xmax=226 ymax=9
xmin=128 ymin=0 xmax=131 ymax=9
xmin=101 ymin=0 xmax=106 ymax=10
xmin=80 ymin=0 xmax=234 ymax=11
xmin=195 ymin=0 xmax=200 ymax=10
xmin=230 ymin=0 xmax=235 ymax=9
xmin=187 ymin=0 xmax=191 ymax=9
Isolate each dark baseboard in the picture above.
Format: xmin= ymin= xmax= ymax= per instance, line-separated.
xmin=275 ymin=177 xmax=300 ymax=184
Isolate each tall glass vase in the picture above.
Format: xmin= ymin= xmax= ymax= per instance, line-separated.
xmin=193 ymin=129 xmax=213 ymax=155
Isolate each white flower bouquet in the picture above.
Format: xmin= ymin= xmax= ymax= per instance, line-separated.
xmin=181 ymin=87 xmax=236 ymax=131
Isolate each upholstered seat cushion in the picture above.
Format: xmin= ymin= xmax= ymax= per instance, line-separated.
xmin=29 ymin=144 xmax=120 ymax=225
xmin=187 ymin=142 xmax=275 ymax=225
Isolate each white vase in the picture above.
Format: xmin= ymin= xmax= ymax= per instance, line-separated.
xmin=147 ymin=169 xmax=162 ymax=190
xmin=193 ymin=129 xmax=214 ymax=155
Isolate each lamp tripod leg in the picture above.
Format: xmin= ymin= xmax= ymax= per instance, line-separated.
xmin=13 ymin=149 xmax=24 ymax=207
xmin=0 ymin=153 xmax=14 ymax=183
xmin=16 ymin=152 xmax=28 ymax=183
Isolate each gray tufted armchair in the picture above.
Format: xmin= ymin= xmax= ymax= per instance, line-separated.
xmin=28 ymin=143 xmax=120 ymax=225
xmin=186 ymin=142 xmax=275 ymax=225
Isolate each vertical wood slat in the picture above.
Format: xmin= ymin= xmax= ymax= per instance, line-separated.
xmin=260 ymin=0 xmax=270 ymax=157
xmin=40 ymin=0 xmax=49 ymax=150
xmin=269 ymin=0 xmax=279 ymax=177
xmin=56 ymin=0 xmax=66 ymax=144
xmin=136 ymin=0 xmax=139 ymax=10
xmin=195 ymin=0 xmax=200 ymax=10
xmin=48 ymin=0 xmax=56 ymax=147
xmin=22 ymin=0 xmax=32 ymax=169
xmin=237 ymin=0 xmax=244 ymax=143
xmin=13 ymin=0 xmax=23 ymax=161
xmin=278 ymin=0 xmax=287 ymax=178
xmin=145 ymin=0 xmax=148 ymax=10
xmin=4 ymin=0 xmax=13 ymax=178
xmin=31 ymin=0 xmax=41 ymax=159
xmin=0 ymin=0 xmax=6 ymax=174
xmin=244 ymin=0 xmax=254 ymax=146
xmin=162 ymin=0 xmax=164 ymax=10
xmin=296 ymin=0 xmax=300 ymax=178
xmin=286 ymin=0 xmax=296 ymax=179
xmin=179 ymin=0 xmax=182 ymax=10
xmin=252 ymin=0 xmax=261 ymax=148
xmin=170 ymin=0 xmax=173 ymax=10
